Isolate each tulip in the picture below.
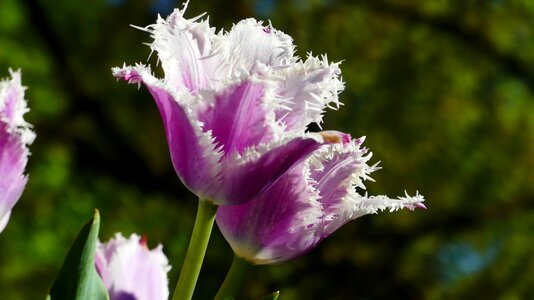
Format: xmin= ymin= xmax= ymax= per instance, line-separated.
xmin=0 ymin=70 xmax=34 ymax=233
xmin=113 ymin=3 xmax=345 ymax=299
xmin=95 ymin=233 xmax=171 ymax=300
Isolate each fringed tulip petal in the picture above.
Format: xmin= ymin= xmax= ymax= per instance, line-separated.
xmin=217 ymin=136 xmax=425 ymax=264
xmin=144 ymin=3 xmax=219 ymax=93
xmin=222 ymin=18 xmax=296 ymax=72
xmin=0 ymin=70 xmax=33 ymax=234
xmin=217 ymin=162 xmax=322 ymax=264
xmin=273 ymin=55 xmax=344 ymax=133
xmin=113 ymin=65 xmax=220 ymax=198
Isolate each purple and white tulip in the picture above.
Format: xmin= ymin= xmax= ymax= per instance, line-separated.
xmin=0 ymin=70 xmax=34 ymax=233
xmin=113 ymin=2 xmax=344 ymax=205
xmin=95 ymin=233 xmax=171 ymax=300
xmin=217 ymin=134 xmax=426 ymax=264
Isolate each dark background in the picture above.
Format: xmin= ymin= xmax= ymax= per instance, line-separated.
xmin=0 ymin=0 xmax=533 ymax=299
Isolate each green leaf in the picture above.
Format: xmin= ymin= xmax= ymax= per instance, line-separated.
xmin=48 ymin=209 xmax=109 ymax=300
xmin=260 ymin=291 xmax=280 ymax=300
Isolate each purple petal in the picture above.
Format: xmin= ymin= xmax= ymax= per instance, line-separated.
xmin=214 ymin=135 xmax=324 ymax=205
xmin=113 ymin=66 xmax=220 ymax=198
xmin=0 ymin=128 xmax=29 ymax=232
xmin=110 ymin=292 xmax=136 ymax=300
xmin=198 ymin=80 xmax=272 ymax=156
xmin=96 ymin=234 xmax=171 ymax=300
xmin=217 ymin=135 xmax=426 ymax=264
xmin=0 ymin=70 xmax=33 ymax=233
xmin=217 ymin=163 xmax=322 ymax=264
xmin=148 ymin=85 xmax=217 ymax=195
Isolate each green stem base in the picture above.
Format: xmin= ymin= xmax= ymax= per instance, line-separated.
xmin=172 ymin=199 xmax=218 ymax=300
xmin=215 ymin=255 xmax=252 ymax=300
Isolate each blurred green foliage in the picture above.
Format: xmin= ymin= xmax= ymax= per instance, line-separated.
xmin=0 ymin=0 xmax=533 ymax=299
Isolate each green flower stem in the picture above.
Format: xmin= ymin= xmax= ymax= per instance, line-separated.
xmin=214 ymin=255 xmax=252 ymax=300
xmin=172 ymin=199 xmax=218 ymax=300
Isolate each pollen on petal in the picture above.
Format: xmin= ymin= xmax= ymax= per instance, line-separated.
xmin=319 ymin=130 xmax=351 ymax=145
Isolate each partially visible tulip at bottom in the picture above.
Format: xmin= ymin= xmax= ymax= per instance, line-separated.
xmin=95 ymin=233 xmax=171 ymax=300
